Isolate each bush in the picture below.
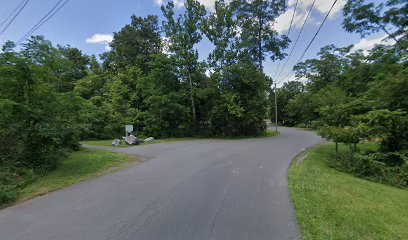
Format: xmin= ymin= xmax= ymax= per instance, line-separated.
xmin=330 ymin=151 xmax=408 ymax=188
xmin=0 ymin=167 xmax=37 ymax=205
xmin=0 ymin=41 xmax=87 ymax=196
xmin=0 ymin=185 xmax=18 ymax=204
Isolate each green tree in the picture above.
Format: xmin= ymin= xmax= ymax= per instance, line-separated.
xmin=209 ymin=61 xmax=269 ymax=136
xmin=102 ymin=67 xmax=143 ymax=136
xmin=0 ymin=40 xmax=88 ymax=170
xmin=343 ymin=0 xmax=407 ymax=43
xmin=365 ymin=62 xmax=408 ymax=111
xmin=294 ymin=45 xmax=353 ymax=93
xmin=202 ymin=0 xmax=236 ymax=71
xmin=20 ymin=36 xmax=91 ymax=93
xmin=161 ymin=0 xmax=206 ymax=128
xmin=285 ymin=92 xmax=318 ymax=126
xmin=319 ymin=126 xmax=361 ymax=158
xmin=232 ymin=0 xmax=289 ymax=71
xmin=139 ymin=54 xmax=190 ymax=136
xmin=269 ymin=81 xmax=304 ymax=124
xmin=103 ymin=15 xmax=161 ymax=73
xmin=354 ymin=109 xmax=408 ymax=153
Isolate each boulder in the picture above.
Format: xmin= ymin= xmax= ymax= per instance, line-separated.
xmin=144 ymin=137 xmax=154 ymax=142
xmin=112 ymin=139 xmax=121 ymax=146
xmin=123 ymin=135 xmax=140 ymax=145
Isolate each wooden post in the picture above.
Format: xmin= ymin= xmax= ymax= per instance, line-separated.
xmin=274 ymin=82 xmax=278 ymax=132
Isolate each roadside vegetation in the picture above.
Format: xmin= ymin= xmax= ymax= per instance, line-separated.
xmin=271 ymin=1 xmax=407 ymax=187
xmin=81 ymin=138 xmax=195 ymax=148
xmin=1 ymin=148 xmax=136 ymax=208
xmin=81 ymin=130 xmax=279 ymax=147
xmin=289 ymin=143 xmax=408 ymax=240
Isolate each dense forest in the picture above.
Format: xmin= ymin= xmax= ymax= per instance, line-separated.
xmin=0 ymin=0 xmax=407 ymax=202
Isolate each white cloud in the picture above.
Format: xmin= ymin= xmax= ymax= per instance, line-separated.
xmin=153 ymin=0 xmax=215 ymax=10
xmin=85 ymin=33 xmax=113 ymax=44
xmin=154 ymin=0 xmax=163 ymax=6
xmin=274 ymin=8 xmax=295 ymax=34
xmin=154 ymin=0 xmax=184 ymax=9
xmin=174 ymin=0 xmax=184 ymax=8
xmin=198 ymin=0 xmax=216 ymax=9
xmin=274 ymin=0 xmax=347 ymax=34
xmin=314 ymin=0 xmax=347 ymax=19
xmin=85 ymin=33 xmax=113 ymax=51
xmin=294 ymin=0 xmax=346 ymax=17
xmin=352 ymin=34 xmax=394 ymax=53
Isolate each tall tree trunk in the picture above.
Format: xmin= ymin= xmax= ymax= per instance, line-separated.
xmin=258 ymin=18 xmax=263 ymax=72
xmin=188 ymin=72 xmax=197 ymax=126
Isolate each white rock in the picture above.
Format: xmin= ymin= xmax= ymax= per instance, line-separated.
xmin=123 ymin=135 xmax=140 ymax=145
xmin=144 ymin=137 xmax=154 ymax=142
xmin=112 ymin=139 xmax=121 ymax=146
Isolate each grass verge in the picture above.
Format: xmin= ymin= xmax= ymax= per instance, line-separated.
xmin=81 ymin=139 xmax=133 ymax=148
xmin=81 ymin=130 xmax=279 ymax=147
xmin=81 ymin=138 xmax=196 ymax=148
xmin=289 ymin=143 xmax=408 ymax=240
xmin=5 ymin=148 xmax=137 ymax=207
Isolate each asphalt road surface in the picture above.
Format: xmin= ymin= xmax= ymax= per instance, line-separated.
xmin=0 ymin=127 xmax=322 ymax=240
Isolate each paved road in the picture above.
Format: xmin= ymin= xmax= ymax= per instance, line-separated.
xmin=0 ymin=127 xmax=322 ymax=240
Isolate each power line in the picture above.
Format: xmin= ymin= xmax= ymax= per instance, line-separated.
xmin=272 ymin=0 xmax=299 ymax=131
xmin=0 ymin=0 xmax=26 ymax=30
xmin=0 ymin=0 xmax=30 ymax=36
xmin=272 ymin=0 xmax=299 ymax=81
xmin=285 ymin=0 xmax=299 ymax=41
xmin=279 ymin=0 xmax=339 ymax=85
xmin=274 ymin=0 xmax=316 ymax=84
xmin=28 ymin=0 xmax=70 ymax=38
xmin=17 ymin=0 xmax=65 ymax=44
xmin=17 ymin=0 xmax=70 ymax=45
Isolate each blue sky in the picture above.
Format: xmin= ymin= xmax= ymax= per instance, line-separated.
xmin=0 ymin=0 xmax=390 ymax=85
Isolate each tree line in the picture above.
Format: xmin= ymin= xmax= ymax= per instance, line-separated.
xmin=270 ymin=0 xmax=407 ymax=187
xmin=0 ymin=0 xmax=289 ymax=202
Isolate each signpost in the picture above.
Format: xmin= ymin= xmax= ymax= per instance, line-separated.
xmin=125 ymin=125 xmax=133 ymax=136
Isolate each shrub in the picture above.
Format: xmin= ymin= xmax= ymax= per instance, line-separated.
xmin=0 ymin=185 xmax=18 ymax=204
xmin=0 ymin=167 xmax=37 ymax=205
xmin=330 ymin=151 xmax=408 ymax=188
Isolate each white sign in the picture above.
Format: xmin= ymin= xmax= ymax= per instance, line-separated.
xmin=125 ymin=125 xmax=133 ymax=133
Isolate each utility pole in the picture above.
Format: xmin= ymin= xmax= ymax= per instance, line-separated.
xmin=274 ymin=81 xmax=278 ymax=132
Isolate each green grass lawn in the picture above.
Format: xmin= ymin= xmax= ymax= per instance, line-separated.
xmin=289 ymin=143 xmax=408 ymax=240
xmin=81 ymin=130 xmax=279 ymax=148
xmin=17 ymin=148 xmax=137 ymax=203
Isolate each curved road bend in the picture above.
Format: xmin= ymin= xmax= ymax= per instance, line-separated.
xmin=0 ymin=127 xmax=322 ymax=240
